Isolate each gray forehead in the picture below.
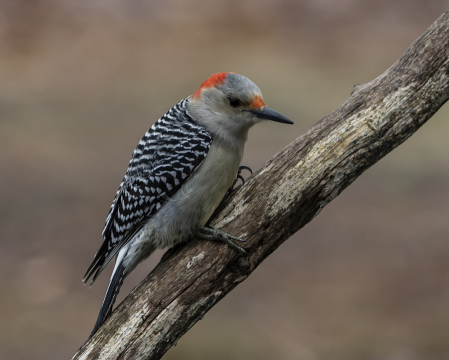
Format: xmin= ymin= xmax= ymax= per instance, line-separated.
xmin=219 ymin=73 xmax=262 ymax=100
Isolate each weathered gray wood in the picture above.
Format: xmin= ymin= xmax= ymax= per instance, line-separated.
xmin=73 ymin=10 xmax=449 ymax=360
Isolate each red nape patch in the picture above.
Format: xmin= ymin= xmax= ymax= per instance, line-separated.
xmin=191 ymin=73 xmax=229 ymax=99
xmin=249 ymin=95 xmax=266 ymax=109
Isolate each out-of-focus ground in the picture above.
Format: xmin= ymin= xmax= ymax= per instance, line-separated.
xmin=1 ymin=1 xmax=449 ymax=359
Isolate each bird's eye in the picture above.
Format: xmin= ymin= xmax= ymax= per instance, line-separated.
xmin=228 ymin=97 xmax=241 ymax=108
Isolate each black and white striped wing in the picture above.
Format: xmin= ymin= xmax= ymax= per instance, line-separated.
xmin=83 ymin=98 xmax=213 ymax=284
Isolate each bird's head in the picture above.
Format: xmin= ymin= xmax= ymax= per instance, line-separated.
xmin=188 ymin=73 xmax=293 ymax=142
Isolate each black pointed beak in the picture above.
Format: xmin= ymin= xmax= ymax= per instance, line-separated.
xmin=247 ymin=107 xmax=293 ymax=124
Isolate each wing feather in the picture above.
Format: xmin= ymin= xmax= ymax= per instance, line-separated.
xmin=83 ymin=98 xmax=213 ymax=284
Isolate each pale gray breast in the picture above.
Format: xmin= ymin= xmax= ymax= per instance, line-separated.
xmin=191 ymin=138 xmax=244 ymax=226
xmin=143 ymin=137 xmax=244 ymax=248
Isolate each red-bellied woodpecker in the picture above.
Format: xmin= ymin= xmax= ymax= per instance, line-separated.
xmin=83 ymin=73 xmax=293 ymax=337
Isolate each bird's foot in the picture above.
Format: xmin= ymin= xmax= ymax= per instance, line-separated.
xmin=229 ymin=165 xmax=253 ymax=192
xmin=196 ymin=226 xmax=247 ymax=255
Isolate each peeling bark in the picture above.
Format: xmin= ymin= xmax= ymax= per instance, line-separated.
xmin=73 ymin=10 xmax=449 ymax=360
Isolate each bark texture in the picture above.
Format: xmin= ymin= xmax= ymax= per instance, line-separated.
xmin=73 ymin=10 xmax=449 ymax=360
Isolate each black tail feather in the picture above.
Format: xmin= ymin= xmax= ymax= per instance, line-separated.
xmin=89 ymin=260 xmax=126 ymax=339
xmin=83 ymin=241 xmax=108 ymax=285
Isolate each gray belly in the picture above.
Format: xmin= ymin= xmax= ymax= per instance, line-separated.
xmin=140 ymin=140 xmax=244 ymax=249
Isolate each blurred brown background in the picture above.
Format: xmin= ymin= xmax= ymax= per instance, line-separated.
xmin=1 ymin=1 xmax=449 ymax=359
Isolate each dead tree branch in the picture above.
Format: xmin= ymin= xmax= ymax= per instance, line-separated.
xmin=73 ymin=10 xmax=449 ymax=360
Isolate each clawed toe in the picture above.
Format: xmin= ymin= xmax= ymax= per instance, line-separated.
xmin=197 ymin=227 xmax=248 ymax=255
xmin=228 ymin=165 xmax=253 ymax=192
xmin=239 ymin=165 xmax=252 ymax=174
xmin=237 ymin=174 xmax=245 ymax=186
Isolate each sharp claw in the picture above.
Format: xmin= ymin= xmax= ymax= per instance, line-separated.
xmin=239 ymin=165 xmax=252 ymax=174
xmin=199 ymin=227 xmax=248 ymax=255
xmin=237 ymin=174 xmax=245 ymax=186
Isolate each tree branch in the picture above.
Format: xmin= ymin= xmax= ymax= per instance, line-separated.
xmin=73 ymin=10 xmax=449 ymax=360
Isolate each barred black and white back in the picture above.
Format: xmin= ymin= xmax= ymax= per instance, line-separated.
xmin=83 ymin=98 xmax=213 ymax=286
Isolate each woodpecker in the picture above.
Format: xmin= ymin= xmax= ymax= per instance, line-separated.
xmin=83 ymin=73 xmax=293 ymax=338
